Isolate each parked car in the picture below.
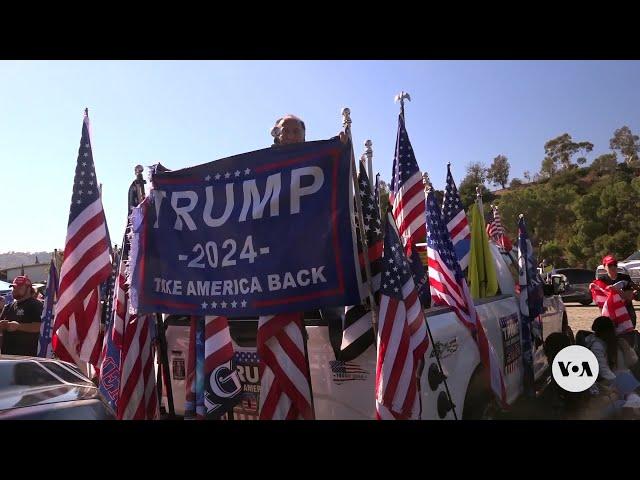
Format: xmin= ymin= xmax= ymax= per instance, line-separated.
xmin=0 ymin=355 xmax=116 ymax=419
xmin=555 ymin=268 xmax=596 ymax=305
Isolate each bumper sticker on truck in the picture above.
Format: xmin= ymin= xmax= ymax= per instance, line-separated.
xmin=329 ymin=361 xmax=369 ymax=384
xmin=499 ymin=313 xmax=522 ymax=374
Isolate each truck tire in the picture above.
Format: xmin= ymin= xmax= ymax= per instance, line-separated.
xmin=579 ymin=299 xmax=593 ymax=306
xmin=462 ymin=366 xmax=496 ymax=420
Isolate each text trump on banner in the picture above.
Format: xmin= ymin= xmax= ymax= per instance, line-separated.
xmin=130 ymin=138 xmax=363 ymax=317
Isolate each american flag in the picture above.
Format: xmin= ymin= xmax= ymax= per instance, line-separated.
xmin=517 ymin=215 xmax=544 ymax=397
xmin=426 ymin=189 xmax=508 ymax=407
xmin=590 ymin=279 xmax=634 ymax=335
xmin=257 ymin=313 xmax=314 ymax=420
xmin=37 ymin=259 xmax=59 ymax=359
xmin=408 ymin=246 xmax=431 ymax=308
xmin=389 ymin=114 xmax=426 ymax=253
xmin=375 ymin=213 xmax=429 ymax=420
xmin=108 ymin=230 xmax=158 ymax=420
xmin=203 ymin=315 xmax=242 ymax=419
xmin=116 ymin=311 xmax=158 ymax=420
xmin=442 ymin=163 xmax=471 ymax=271
xmin=52 ymin=111 xmax=112 ymax=368
xmin=329 ymin=360 xmax=368 ymax=384
xmin=487 ymin=205 xmax=512 ymax=251
xmin=336 ymin=163 xmax=383 ymax=361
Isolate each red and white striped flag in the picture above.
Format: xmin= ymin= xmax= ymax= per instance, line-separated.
xmin=106 ymin=234 xmax=158 ymax=420
xmin=53 ymin=110 xmax=112 ymax=367
xmin=257 ymin=313 xmax=314 ymax=420
xmin=389 ymin=114 xmax=426 ymax=253
xmin=117 ymin=313 xmax=158 ymax=420
xmin=590 ymin=279 xmax=634 ymax=335
xmin=375 ymin=214 xmax=429 ymax=420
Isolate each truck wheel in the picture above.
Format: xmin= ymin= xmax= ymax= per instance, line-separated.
xmin=462 ymin=367 xmax=496 ymax=420
xmin=579 ymin=300 xmax=593 ymax=306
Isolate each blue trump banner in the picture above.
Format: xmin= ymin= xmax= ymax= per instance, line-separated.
xmin=131 ymin=138 xmax=362 ymax=317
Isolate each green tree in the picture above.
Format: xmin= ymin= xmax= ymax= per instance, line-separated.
xmin=540 ymin=156 xmax=557 ymax=178
xmin=610 ymin=126 xmax=640 ymax=166
xmin=542 ymin=133 xmax=594 ymax=174
xmin=378 ymin=179 xmax=390 ymax=216
xmin=590 ymin=153 xmax=617 ymax=174
xmin=486 ymin=155 xmax=510 ymax=189
xmin=540 ymin=241 xmax=567 ymax=268
xmin=458 ymin=162 xmax=488 ymax=207
xmin=510 ymin=178 xmax=523 ymax=188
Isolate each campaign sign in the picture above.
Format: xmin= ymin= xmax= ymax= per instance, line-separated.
xmin=134 ymin=138 xmax=362 ymax=316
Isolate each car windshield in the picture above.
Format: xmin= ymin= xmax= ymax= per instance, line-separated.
xmin=624 ymin=251 xmax=640 ymax=262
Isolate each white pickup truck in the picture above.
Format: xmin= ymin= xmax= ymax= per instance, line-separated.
xmin=161 ymin=242 xmax=569 ymax=420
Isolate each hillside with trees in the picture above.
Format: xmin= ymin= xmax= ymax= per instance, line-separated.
xmin=378 ymin=125 xmax=640 ymax=270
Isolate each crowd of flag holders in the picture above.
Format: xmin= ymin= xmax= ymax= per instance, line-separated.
xmin=34 ymin=94 xmax=560 ymax=420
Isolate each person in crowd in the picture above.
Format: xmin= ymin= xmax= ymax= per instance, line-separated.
xmin=584 ymin=316 xmax=640 ymax=418
xmin=0 ymin=276 xmax=43 ymax=356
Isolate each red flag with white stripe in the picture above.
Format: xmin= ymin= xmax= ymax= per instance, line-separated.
xmin=117 ymin=314 xmax=158 ymax=420
xmin=590 ymin=279 xmax=634 ymax=335
xmin=257 ymin=313 xmax=314 ymax=420
xmin=52 ymin=111 xmax=111 ymax=367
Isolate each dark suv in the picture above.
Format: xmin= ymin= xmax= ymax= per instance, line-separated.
xmin=554 ymin=268 xmax=595 ymax=305
xmin=0 ymin=355 xmax=116 ymax=420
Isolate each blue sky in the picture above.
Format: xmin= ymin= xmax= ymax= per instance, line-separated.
xmin=1 ymin=60 xmax=638 ymax=253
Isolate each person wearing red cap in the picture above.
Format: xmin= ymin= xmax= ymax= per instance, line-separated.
xmin=0 ymin=275 xmax=44 ymax=356
xmin=597 ymin=254 xmax=640 ymax=348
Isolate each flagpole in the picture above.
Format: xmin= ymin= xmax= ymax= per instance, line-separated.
xmin=422 ymin=181 xmax=458 ymax=420
xmin=342 ymin=107 xmax=379 ymax=338
xmin=363 ymin=139 xmax=373 ymax=189
xmin=476 ymin=185 xmax=484 ymax=215
xmin=376 ymin=172 xmax=382 ymax=219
